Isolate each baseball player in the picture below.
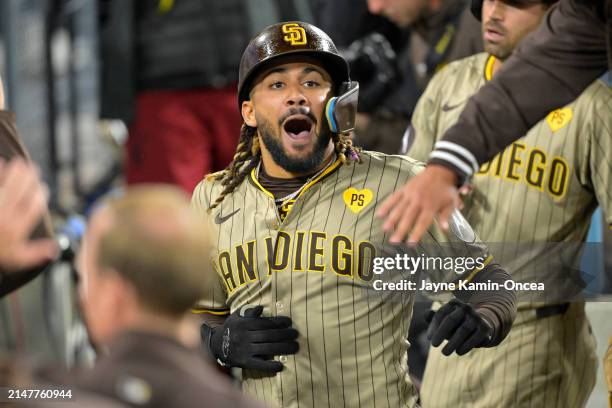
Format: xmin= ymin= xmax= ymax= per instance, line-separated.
xmin=407 ymin=0 xmax=610 ymax=406
xmin=191 ymin=21 xmax=517 ymax=407
xmin=375 ymin=0 xmax=609 ymax=246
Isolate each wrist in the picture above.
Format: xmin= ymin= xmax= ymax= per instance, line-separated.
xmin=475 ymin=307 xmax=497 ymax=346
xmin=429 ymin=164 xmax=459 ymax=183
xmin=427 ymin=160 xmax=468 ymax=187
xmin=201 ymin=324 xmax=220 ymax=360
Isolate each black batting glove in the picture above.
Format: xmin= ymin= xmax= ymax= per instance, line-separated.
xmin=201 ymin=305 xmax=299 ymax=373
xmin=425 ymin=299 xmax=494 ymax=356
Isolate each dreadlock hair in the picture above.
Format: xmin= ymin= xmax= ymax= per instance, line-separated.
xmin=208 ymin=124 xmax=362 ymax=211
xmin=208 ymin=124 xmax=260 ymax=211
xmin=333 ymin=131 xmax=362 ymax=166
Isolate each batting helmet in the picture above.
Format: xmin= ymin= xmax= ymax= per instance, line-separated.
xmin=471 ymin=0 xmax=483 ymax=20
xmin=237 ymin=21 xmax=350 ymax=109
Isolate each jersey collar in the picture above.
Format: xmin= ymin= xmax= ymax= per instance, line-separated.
xmin=484 ymin=55 xmax=496 ymax=82
xmin=249 ymin=156 xmax=342 ymax=200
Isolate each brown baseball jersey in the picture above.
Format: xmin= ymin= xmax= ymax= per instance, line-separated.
xmin=192 ymin=151 xmax=501 ymax=408
xmin=409 ymin=53 xmax=609 ymax=407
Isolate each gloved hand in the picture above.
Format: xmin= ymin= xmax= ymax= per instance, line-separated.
xmin=201 ymin=305 xmax=299 ymax=373
xmin=425 ymin=299 xmax=494 ymax=356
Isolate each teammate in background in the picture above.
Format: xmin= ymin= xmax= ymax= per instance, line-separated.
xmin=73 ymin=186 xmax=260 ymax=408
xmin=0 ymin=75 xmax=56 ymax=296
xmin=192 ymin=21 xmax=517 ymax=407
xmin=374 ymin=0 xmax=609 ymax=244
xmin=408 ymin=0 xmax=609 ymax=404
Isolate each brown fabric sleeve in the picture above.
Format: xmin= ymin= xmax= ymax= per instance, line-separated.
xmin=430 ymin=0 xmax=609 ymax=178
xmin=0 ymin=111 xmax=54 ymax=296
xmin=454 ymin=262 xmax=517 ymax=346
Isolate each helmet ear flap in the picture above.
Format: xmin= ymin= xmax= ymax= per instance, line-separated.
xmin=325 ymin=82 xmax=359 ymax=134
xmin=325 ymin=97 xmax=338 ymax=133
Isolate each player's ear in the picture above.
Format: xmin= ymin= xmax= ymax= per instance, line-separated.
xmin=242 ymin=100 xmax=257 ymax=127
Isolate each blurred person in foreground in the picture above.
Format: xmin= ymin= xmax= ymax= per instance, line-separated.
xmin=0 ymin=76 xmax=56 ymax=296
xmin=369 ymin=0 xmax=610 ymax=244
xmin=71 ymin=185 xmax=260 ymax=407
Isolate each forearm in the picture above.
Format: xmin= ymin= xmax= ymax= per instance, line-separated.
xmin=200 ymin=314 xmax=228 ymax=362
xmin=454 ymin=263 xmax=517 ymax=346
xmin=430 ymin=0 xmax=608 ymax=181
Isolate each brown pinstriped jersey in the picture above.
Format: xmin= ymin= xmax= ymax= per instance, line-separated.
xmin=409 ymin=53 xmax=612 ymax=291
xmin=191 ymin=151 xmax=494 ymax=408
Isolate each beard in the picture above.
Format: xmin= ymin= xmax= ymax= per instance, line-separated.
xmin=483 ymin=21 xmax=513 ymax=61
xmin=484 ymin=41 xmax=513 ymax=61
xmin=257 ymin=108 xmax=332 ymax=174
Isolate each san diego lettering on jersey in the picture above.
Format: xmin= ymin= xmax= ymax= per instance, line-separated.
xmin=212 ymin=231 xmax=377 ymax=293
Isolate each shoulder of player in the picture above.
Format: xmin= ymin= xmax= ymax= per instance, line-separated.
xmin=575 ymin=73 xmax=612 ymax=111
xmin=558 ymin=72 xmax=612 ymax=126
xmin=192 ymin=171 xmax=226 ymax=208
xmin=357 ymin=150 xmax=424 ymax=177
xmin=199 ymin=171 xmax=225 ymax=191
xmin=422 ymin=53 xmax=488 ymax=106
xmin=205 ymin=170 xmax=225 ymax=181
xmin=433 ymin=53 xmax=488 ymax=85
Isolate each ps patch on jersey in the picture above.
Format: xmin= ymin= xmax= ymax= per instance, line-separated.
xmin=546 ymin=108 xmax=573 ymax=132
xmin=343 ymin=188 xmax=373 ymax=214
xmin=448 ymin=210 xmax=476 ymax=243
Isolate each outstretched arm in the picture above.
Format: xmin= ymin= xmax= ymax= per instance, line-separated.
xmin=379 ymin=0 xmax=609 ymax=244
xmin=431 ymin=0 xmax=608 ymax=179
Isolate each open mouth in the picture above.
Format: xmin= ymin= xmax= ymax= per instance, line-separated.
xmin=484 ymin=26 xmax=504 ymax=42
xmin=283 ymin=116 xmax=313 ymax=140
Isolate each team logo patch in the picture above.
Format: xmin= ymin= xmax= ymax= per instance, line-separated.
xmin=546 ymin=108 xmax=572 ymax=132
xmin=282 ymin=23 xmax=307 ymax=46
xmin=278 ymin=199 xmax=296 ymax=222
xmin=448 ymin=210 xmax=476 ymax=243
xmin=343 ymin=188 xmax=373 ymax=214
